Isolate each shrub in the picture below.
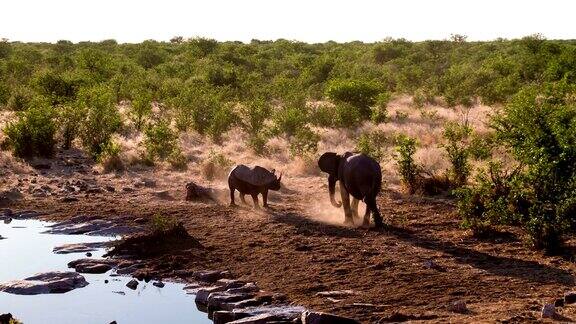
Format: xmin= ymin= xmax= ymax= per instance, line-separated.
xmin=395 ymin=110 xmax=409 ymax=122
xmin=272 ymin=105 xmax=308 ymax=136
xmin=57 ymin=104 xmax=83 ymax=149
xmin=201 ymin=150 xmax=232 ymax=181
xmin=98 ymin=140 xmax=124 ymax=172
xmin=289 ymin=127 xmax=320 ymax=157
xmin=326 ymin=79 xmax=381 ymax=118
xmin=150 ymin=214 xmax=177 ymax=233
xmin=76 ymin=85 xmax=121 ymax=158
xmin=4 ymin=98 xmax=56 ymax=158
xmin=31 ymin=70 xmax=78 ymax=105
xmin=143 ymin=121 xmax=180 ymax=162
xmin=6 ymin=86 xmax=33 ymax=111
xmin=442 ymin=122 xmax=472 ymax=187
xmin=310 ymin=104 xmax=336 ymax=127
xmin=208 ymin=102 xmax=236 ymax=143
xmin=395 ymin=135 xmax=419 ymax=194
xmin=130 ymin=90 xmax=153 ymax=131
xmin=334 ymin=102 xmax=362 ymax=128
xmin=356 ymin=130 xmax=386 ymax=162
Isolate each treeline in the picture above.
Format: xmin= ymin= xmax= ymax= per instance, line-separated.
xmin=2 ymin=35 xmax=576 ymax=250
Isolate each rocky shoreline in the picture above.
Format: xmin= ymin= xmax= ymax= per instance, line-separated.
xmin=0 ymin=208 xmax=360 ymax=323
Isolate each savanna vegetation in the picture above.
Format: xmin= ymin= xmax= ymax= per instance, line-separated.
xmin=2 ymin=34 xmax=576 ymax=250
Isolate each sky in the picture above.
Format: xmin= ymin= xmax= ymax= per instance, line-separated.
xmin=1 ymin=0 xmax=574 ymax=43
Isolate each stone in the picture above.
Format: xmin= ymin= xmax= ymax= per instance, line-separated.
xmin=105 ymin=186 xmax=116 ymax=192
xmin=216 ymin=279 xmax=247 ymax=289
xmin=0 ymin=271 xmax=88 ymax=295
xmin=195 ymin=286 xmax=228 ymax=305
xmin=86 ymin=252 xmax=92 ymax=257
xmin=193 ymin=270 xmax=230 ymax=283
xmin=555 ymin=298 xmax=565 ymax=307
xmin=423 ymin=260 xmax=446 ymax=272
xmin=0 ymin=188 xmax=23 ymax=207
xmin=228 ymin=314 xmax=282 ymax=324
xmin=142 ymin=178 xmax=156 ymax=188
xmin=207 ymin=292 xmax=256 ymax=312
xmin=447 ymin=301 xmax=468 ymax=313
xmin=153 ymin=281 xmax=165 ymax=288
xmin=564 ymin=291 xmax=576 ymax=304
xmin=301 ymin=311 xmax=360 ymax=324
xmin=126 ymin=279 xmax=139 ymax=290
xmin=227 ymin=282 xmax=260 ymax=294
xmin=61 ymin=196 xmax=79 ymax=203
xmin=53 ymin=242 xmax=106 ymax=254
xmin=68 ymin=258 xmax=116 ymax=274
xmin=315 ymin=290 xmax=356 ymax=298
xmin=0 ymin=313 xmax=14 ymax=324
xmin=153 ymin=190 xmax=173 ymax=200
xmin=541 ymin=303 xmax=556 ymax=319
xmin=122 ymin=187 xmax=135 ymax=193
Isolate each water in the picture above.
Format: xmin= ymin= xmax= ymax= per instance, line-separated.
xmin=0 ymin=219 xmax=211 ymax=324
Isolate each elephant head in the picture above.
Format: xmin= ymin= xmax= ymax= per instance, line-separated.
xmin=318 ymin=152 xmax=342 ymax=208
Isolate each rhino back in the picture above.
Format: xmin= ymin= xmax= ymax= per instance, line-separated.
xmin=231 ymin=164 xmax=275 ymax=186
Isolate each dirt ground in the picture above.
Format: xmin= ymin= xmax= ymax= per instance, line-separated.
xmin=3 ymin=149 xmax=576 ymax=323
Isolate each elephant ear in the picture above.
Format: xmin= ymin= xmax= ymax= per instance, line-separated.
xmin=318 ymin=152 xmax=340 ymax=175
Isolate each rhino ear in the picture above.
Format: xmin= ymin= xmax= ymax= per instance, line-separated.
xmin=318 ymin=152 xmax=340 ymax=175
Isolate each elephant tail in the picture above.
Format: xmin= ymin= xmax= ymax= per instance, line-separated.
xmin=362 ymin=176 xmax=382 ymax=204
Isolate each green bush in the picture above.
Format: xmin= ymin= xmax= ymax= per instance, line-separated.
xmin=75 ymin=85 xmax=121 ymax=157
xmin=6 ymin=86 xmax=33 ymax=111
xmin=130 ymin=89 xmax=153 ymax=131
xmin=98 ymin=140 xmax=124 ymax=172
xmin=289 ymin=127 xmax=320 ymax=157
xmin=356 ymin=130 xmax=386 ymax=162
xmin=201 ymin=150 xmax=232 ymax=181
xmin=143 ymin=121 xmax=180 ymax=162
xmin=207 ymin=102 xmax=236 ymax=143
xmin=309 ymin=104 xmax=336 ymax=127
xmin=326 ymin=79 xmax=381 ymax=118
xmin=57 ymin=104 xmax=83 ymax=149
xmin=4 ymin=98 xmax=56 ymax=158
xmin=395 ymin=134 xmax=419 ymax=194
xmin=442 ymin=122 xmax=472 ymax=187
xmin=272 ymin=105 xmax=308 ymax=136
xmin=334 ymin=102 xmax=362 ymax=128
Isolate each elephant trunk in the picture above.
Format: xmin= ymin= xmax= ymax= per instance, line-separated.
xmin=328 ymin=175 xmax=342 ymax=208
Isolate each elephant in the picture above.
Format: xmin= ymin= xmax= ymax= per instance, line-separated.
xmin=318 ymin=152 xmax=383 ymax=228
xmin=228 ymin=164 xmax=282 ymax=208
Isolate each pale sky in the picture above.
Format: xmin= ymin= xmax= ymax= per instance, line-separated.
xmin=1 ymin=0 xmax=574 ymax=43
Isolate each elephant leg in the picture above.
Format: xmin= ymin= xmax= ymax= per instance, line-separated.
xmin=251 ymin=194 xmax=260 ymax=209
xmin=263 ymin=190 xmax=269 ymax=208
xmin=240 ymin=194 xmax=247 ymax=205
xmin=351 ymin=198 xmax=360 ymax=219
xmin=367 ymin=197 xmax=383 ymax=228
xmin=229 ymin=188 xmax=236 ymax=206
xmin=340 ymin=185 xmax=354 ymax=225
xmin=362 ymin=203 xmax=371 ymax=228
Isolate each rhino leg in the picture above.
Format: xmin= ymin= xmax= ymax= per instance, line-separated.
xmin=229 ymin=188 xmax=236 ymax=206
xmin=351 ymin=198 xmax=359 ymax=219
xmin=263 ymin=190 xmax=269 ymax=207
xmin=362 ymin=203 xmax=371 ymax=228
xmin=251 ymin=194 xmax=260 ymax=209
xmin=240 ymin=194 xmax=247 ymax=204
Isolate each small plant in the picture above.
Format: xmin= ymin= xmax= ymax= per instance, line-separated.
xmin=201 ymin=150 xmax=233 ymax=181
xmin=326 ymin=79 xmax=381 ymax=118
xmin=356 ymin=130 xmax=386 ymax=162
xmin=289 ymin=127 xmax=320 ymax=157
xmin=272 ymin=105 xmax=308 ymax=136
xmin=168 ymin=148 xmax=187 ymax=171
xmin=76 ymin=85 xmax=121 ymax=158
xmin=130 ymin=90 xmax=153 ymax=131
xmin=6 ymin=86 xmax=33 ymax=111
xmin=395 ymin=134 xmax=419 ymax=194
xmin=57 ymin=104 xmax=83 ymax=149
xmin=98 ymin=140 xmax=124 ymax=172
xmin=395 ymin=110 xmax=409 ymax=122
xmin=334 ymin=102 xmax=362 ymax=128
xmin=143 ymin=120 xmax=180 ymax=163
xmin=150 ymin=214 xmax=177 ymax=233
xmin=4 ymin=98 xmax=57 ymax=158
xmin=442 ymin=122 xmax=472 ymax=187
xmin=208 ymin=102 xmax=236 ymax=143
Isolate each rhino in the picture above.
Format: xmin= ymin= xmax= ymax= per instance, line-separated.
xmin=228 ymin=165 xmax=282 ymax=208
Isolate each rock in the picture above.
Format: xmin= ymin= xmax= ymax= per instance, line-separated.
xmin=0 ymin=271 xmax=88 ymax=295
xmin=216 ymin=279 xmax=247 ymax=289
xmin=564 ymin=291 xmax=576 ymax=304
xmin=53 ymin=242 xmax=106 ymax=254
xmin=3 ymin=218 xmax=12 ymax=224
xmin=0 ymin=235 xmax=4 ymax=240
xmin=153 ymin=281 xmax=165 ymax=288
xmin=315 ymin=290 xmax=356 ymax=298
xmin=207 ymin=292 xmax=256 ymax=313
xmin=555 ymin=298 xmax=565 ymax=307
xmin=195 ymin=286 xmax=228 ymax=305
xmin=126 ymin=279 xmax=139 ymax=290
xmin=68 ymin=258 xmax=115 ymax=274
xmin=193 ymin=270 xmax=230 ymax=283
xmin=0 ymin=313 xmax=14 ymax=324
xmin=447 ymin=301 xmax=468 ymax=313
xmin=86 ymin=187 xmax=104 ymax=194
xmin=46 ymin=219 xmax=113 ymax=235
xmin=301 ymin=311 xmax=360 ymax=324
xmin=142 ymin=178 xmax=156 ymax=188
xmin=423 ymin=260 xmax=446 ymax=272
xmin=231 ymin=306 xmax=306 ymax=322
xmin=61 ymin=196 xmax=79 ymax=203
xmin=227 ymin=283 xmax=260 ymax=294
xmin=105 ymin=280 xmax=109 ymax=284
xmin=541 ymin=303 xmax=556 ymax=319
xmin=113 ymin=291 xmax=125 ymax=295
xmin=122 ymin=187 xmax=135 ymax=193
xmin=0 ymin=188 xmax=23 ymax=207
xmin=105 ymin=186 xmax=116 ymax=192
xmin=134 ymin=217 xmax=147 ymax=224
xmin=153 ymin=190 xmax=173 ymax=200
xmin=228 ymin=314 xmax=283 ymax=324
xmin=86 ymin=252 xmax=92 ymax=257
xmin=1 ymin=208 xmax=13 ymax=218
